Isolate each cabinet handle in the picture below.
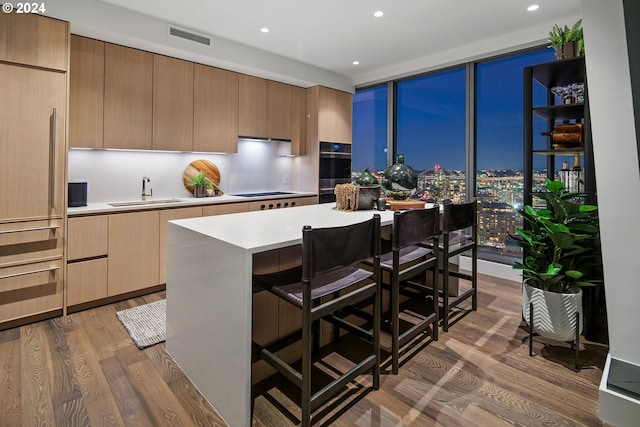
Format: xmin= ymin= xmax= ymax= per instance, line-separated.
xmin=0 ymin=225 xmax=60 ymax=235
xmin=51 ymin=108 xmax=57 ymax=209
xmin=0 ymin=266 xmax=59 ymax=280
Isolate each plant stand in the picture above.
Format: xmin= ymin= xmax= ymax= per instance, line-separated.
xmin=528 ymin=302 xmax=581 ymax=370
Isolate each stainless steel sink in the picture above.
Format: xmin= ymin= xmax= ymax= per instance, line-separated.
xmin=109 ymin=198 xmax=183 ymax=207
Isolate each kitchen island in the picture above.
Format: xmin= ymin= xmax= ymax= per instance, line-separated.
xmin=165 ymin=203 xmax=396 ymax=427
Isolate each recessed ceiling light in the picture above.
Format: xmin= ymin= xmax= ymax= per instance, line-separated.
xmin=260 ymin=27 xmax=269 ymax=33
xmin=527 ymin=4 xmax=539 ymax=11
xmin=353 ymin=61 xmax=360 ymax=66
xmin=374 ymin=11 xmax=383 ymax=18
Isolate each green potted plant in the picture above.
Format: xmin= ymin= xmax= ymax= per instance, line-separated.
xmin=513 ymin=179 xmax=601 ymax=342
xmin=548 ymin=19 xmax=584 ymax=59
xmin=186 ymin=170 xmax=214 ymax=198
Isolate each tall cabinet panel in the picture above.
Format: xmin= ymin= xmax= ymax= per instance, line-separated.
xmin=0 ymin=13 xmax=68 ymax=328
xmin=291 ymin=86 xmax=306 ymax=156
xmin=69 ymin=35 xmax=105 ymax=148
xmin=153 ymin=54 xmax=194 ymax=151
xmin=194 ymin=64 xmax=239 ymax=153
xmin=313 ymin=86 xmax=353 ymax=144
xmin=104 ymin=44 xmax=153 ymax=150
xmin=0 ymin=65 xmax=66 ymax=220
xmin=239 ymin=74 xmax=267 ymax=138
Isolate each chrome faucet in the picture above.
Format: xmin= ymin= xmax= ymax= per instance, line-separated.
xmin=142 ymin=176 xmax=152 ymax=200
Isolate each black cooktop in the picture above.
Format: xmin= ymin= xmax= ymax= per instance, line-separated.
xmin=231 ymin=191 xmax=295 ymax=197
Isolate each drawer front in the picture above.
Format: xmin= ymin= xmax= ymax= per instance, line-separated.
xmin=67 ymin=258 xmax=108 ymax=306
xmin=0 ymin=220 xmax=63 ymax=266
xmin=67 ymin=216 xmax=108 ymax=260
xmin=0 ymin=259 xmax=63 ymax=323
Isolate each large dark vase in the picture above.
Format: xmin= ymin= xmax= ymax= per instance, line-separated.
xmin=381 ymin=154 xmax=418 ymax=200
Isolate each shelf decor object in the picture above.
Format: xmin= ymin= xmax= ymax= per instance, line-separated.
xmin=381 ymin=154 xmax=418 ymax=200
xmin=182 ymin=159 xmax=224 ymax=196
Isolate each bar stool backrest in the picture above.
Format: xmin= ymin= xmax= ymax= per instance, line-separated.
xmin=302 ymin=214 xmax=381 ymax=281
xmin=442 ymin=200 xmax=477 ymax=233
xmin=392 ymin=207 xmax=440 ymax=251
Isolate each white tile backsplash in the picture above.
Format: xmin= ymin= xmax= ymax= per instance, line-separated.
xmin=68 ymin=140 xmax=294 ymax=203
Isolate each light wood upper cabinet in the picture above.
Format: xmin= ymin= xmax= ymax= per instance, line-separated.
xmin=108 ymin=211 xmax=160 ymax=296
xmin=194 ymin=64 xmax=239 ymax=153
xmin=0 ymin=13 xmax=69 ymax=71
xmin=291 ymin=86 xmax=306 ymax=156
xmin=315 ymin=86 xmax=352 ymax=144
xmin=0 ymin=63 xmax=66 ymax=221
xmin=239 ymin=74 xmax=267 ymax=138
xmin=69 ymin=36 xmax=104 ymax=148
xmin=153 ymin=55 xmax=194 ymax=151
xmin=104 ymin=44 xmax=153 ymax=150
xmin=267 ymin=81 xmax=292 ymax=140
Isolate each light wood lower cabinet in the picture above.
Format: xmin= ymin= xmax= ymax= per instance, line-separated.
xmin=159 ymin=207 xmax=202 ymax=284
xmin=67 ymin=258 xmax=108 ymax=306
xmin=0 ymin=259 xmax=63 ymax=323
xmin=202 ymin=203 xmax=249 ymax=216
xmin=108 ymin=211 xmax=160 ymax=296
xmin=66 ymin=216 xmax=109 ymax=307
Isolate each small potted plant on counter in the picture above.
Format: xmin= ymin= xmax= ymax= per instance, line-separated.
xmin=512 ymin=179 xmax=602 ymax=365
xmin=186 ymin=170 xmax=214 ymax=198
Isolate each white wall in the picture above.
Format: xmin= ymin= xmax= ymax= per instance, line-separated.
xmin=68 ymin=140 xmax=300 ymax=203
xmin=581 ymin=0 xmax=640 ymax=423
xmin=582 ymin=0 xmax=640 ymax=366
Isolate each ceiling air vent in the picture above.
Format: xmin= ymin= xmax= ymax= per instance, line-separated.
xmin=167 ymin=24 xmax=212 ymax=47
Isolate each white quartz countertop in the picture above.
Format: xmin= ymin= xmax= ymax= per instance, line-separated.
xmin=67 ymin=191 xmax=317 ymax=216
xmin=170 ymin=203 xmax=399 ymax=253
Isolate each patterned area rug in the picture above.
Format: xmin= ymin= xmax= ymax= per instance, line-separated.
xmin=116 ymin=299 xmax=166 ymax=349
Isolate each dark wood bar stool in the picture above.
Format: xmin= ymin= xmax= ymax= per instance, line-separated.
xmin=439 ymin=199 xmax=478 ymax=332
xmin=252 ymin=214 xmax=381 ymax=427
xmin=377 ymin=207 xmax=441 ymax=374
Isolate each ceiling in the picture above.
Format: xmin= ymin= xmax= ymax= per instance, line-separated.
xmin=96 ymin=0 xmax=581 ymax=84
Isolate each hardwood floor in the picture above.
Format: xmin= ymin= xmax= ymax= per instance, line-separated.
xmin=0 ymin=274 xmax=609 ymax=426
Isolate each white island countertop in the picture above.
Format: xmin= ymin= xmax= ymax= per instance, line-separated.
xmin=170 ymin=202 xmax=397 ymax=253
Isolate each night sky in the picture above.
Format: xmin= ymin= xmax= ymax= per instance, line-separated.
xmin=353 ymin=47 xmax=557 ymax=173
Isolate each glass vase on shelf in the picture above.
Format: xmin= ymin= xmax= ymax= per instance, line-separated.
xmin=381 ymin=154 xmax=418 ymax=200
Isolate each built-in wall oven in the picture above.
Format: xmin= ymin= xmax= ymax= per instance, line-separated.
xmin=319 ymin=142 xmax=352 ymax=203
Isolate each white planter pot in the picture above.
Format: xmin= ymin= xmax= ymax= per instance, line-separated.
xmin=522 ymin=281 xmax=583 ymax=342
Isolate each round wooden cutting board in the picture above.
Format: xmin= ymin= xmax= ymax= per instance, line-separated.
xmin=182 ymin=159 xmax=223 ymax=195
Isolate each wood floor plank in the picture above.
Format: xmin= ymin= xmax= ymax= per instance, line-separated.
xmin=20 ymin=323 xmax=56 ymax=426
xmin=100 ymin=352 xmax=155 ymax=427
xmin=168 ymin=375 xmax=227 ymax=426
xmin=0 ymin=335 xmax=21 ymax=427
xmin=126 ymin=357 xmax=195 ymax=426
xmin=43 ymin=317 xmax=91 ymax=425
xmin=66 ymin=327 xmax=125 ymax=426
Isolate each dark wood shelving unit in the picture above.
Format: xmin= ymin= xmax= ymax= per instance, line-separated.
xmin=524 ymin=56 xmax=596 ymax=206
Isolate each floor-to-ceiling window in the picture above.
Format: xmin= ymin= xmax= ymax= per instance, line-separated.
xmin=352 ymin=85 xmax=388 ymax=180
xmin=352 ymin=45 xmax=558 ymax=266
xmin=475 ymin=48 xmax=555 ymax=264
xmin=396 ymin=67 xmax=467 ymax=203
